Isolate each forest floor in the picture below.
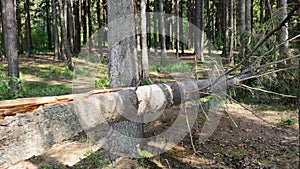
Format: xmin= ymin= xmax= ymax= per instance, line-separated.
xmin=1 ymin=54 xmax=299 ymax=169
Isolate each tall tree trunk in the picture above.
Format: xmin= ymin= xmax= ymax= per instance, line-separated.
xmin=16 ymin=0 xmax=22 ymax=54
xmin=146 ymin=0 xmax=151 ymax=50
xmin=1 ymin=0 xmax=19 ymax=92
xmin=165 ymin=0 xmax=172 ymax=50
xmin=96 ymin=0 xmax=103 ymax=58
xmin=154 ymin=0 xmax=158 ymax=56
xmin=179 ymin=0 xmax=184 ymax=54
xmin=277 ymin=0 xmax=288 ymax=62
xmin=141 ymin=0 xmax=149 ymax=79
xmin=82 ymin=0 xmax=87 ymax=45
xmin=229 ymin=0 xmax=236 ymax=66
xmin=58 ymin=0 xmax=74 ymax=71
xmin=159 ymin=0 xmax=166 ymax=64
xmin=87 ymin=0 xmax=93 ymax=51
xmin=188 ymin=0 xmax=194 ymax=49
xmin=221 ymin=0 xmax=227 ymax=57
xmin=239 ymin=0 xmax=246 ymax=31
xmin=107 ymin=0 xmax=142 ymax=157
xmin=102 ymin=0 xmax=107 ymax=26
xmin=245 ymin=0 xmax=252 ymax=32
xmin=195 ymin=0 xmax=204 ymax=61
xmin=67 ymin=0 xmax=74 ymax=53
xmin=25 ymin=0 xmax=32 ymax=57
xmin=52 ymin=0 xmax=60 ymax=60
xmin=175 ymin=0 xmax=180 ymax=57
xmin=46 ymin=0 xmax=52 ymax=49
xmin=74 ymin=0 xmax=81 ymax=54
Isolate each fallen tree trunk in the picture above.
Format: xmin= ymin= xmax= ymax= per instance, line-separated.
xmin=0 ymin=77 xmax=235 ymax=168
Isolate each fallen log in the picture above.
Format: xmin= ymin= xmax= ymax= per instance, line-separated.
xmin=0 ymin=77 xmax=235 ymax=168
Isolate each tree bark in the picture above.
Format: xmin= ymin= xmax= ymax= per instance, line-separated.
xmin=245 ymin=0 xmax=252 ymax=32
xmin=159 ymin=0 xmax=166 ymax=65
xmin=107 ymin=0 xmax=141 ymax=157
xmin=87 ymin=0 xmax=93 ymax=52
xmin=277 ymin=0 xmax=289 ymax=62
xmin=81 ymin=0 xmax=87 ymax=45
xmin=179 ymin=0 xmax=184 ymax=54
xmin=141 ymin=0 xmax=150 ymax=79
xmin=16 ymin=0 xmax=23 ymax=54
xmin=58 ymin=0 xmax=74 ymax=71
xmin=25 ymin=0 xmax=32 ymax=57
xmin=1 ymin=0 xmax=19 ymax=92
xmin=52 ymin=0 xmax=60 ymax=60
xmin=229 ymin=0 xmax=236 ymax=66
xmin=0 ymin=75 xmax=238 ymax=167
xmin=46 ymin=0 xmax=52 ymax=49
xmin=175 ymin=0 xmax=180 ymax=57
xmin=74 ymin=0 xmax=81 ymax=54
xmin=195 ymin=0 xmax=204 ymax=61
xmin=67 ymin=0 xmax=74 ymax=53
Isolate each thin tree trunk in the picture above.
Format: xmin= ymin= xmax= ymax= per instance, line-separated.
xmin=159 ymin=0 xmax=166 ymax=64
xmin=175 ymin=0 xmax=180 ymax=57
xmin=67 ymin=0 xmax=74 ymax=54
xmin=87 ymin=0 xmax=93 ymax=52
xmin=277 ymin=0 xmax=288 ymax=62
xmin=25 ymin=0 xmax=32 ymax=57
xmin=58 ymin=0 xmax=74 ymax=71
xmin=1 ymin=0 xmax=19 ymax=92
xmin=165 ymin=0 xmax=172 ymax=50
xmin=82 ymin=0 xmax=87 ymax=45
xmin=46 ymin=0 xmax=52 ymax=49
xmin=239 ymin=0 xmax=246 ymax=31
xmin=107 ymin=0 xmax=142 ymax=157
xmin=188 ymin=0 xmax=194 ymax=49
xmin=146 ymin=0 xmax=151 ymax=50
xmin=74 ymin=0 xmax=80 ymax=54
xmin=16 ymin=0 xmax=22 ymax=54
xmin=221 ymin=0 xmax=227 ymax=57
xmin=141 ymin=0 xmax=149 ymax=79
xmin=245 ymin=0 xmax=252 ymax=32
xmin=179 ymin=0 xmax=184 ymax=54
xmin=154 ymin=0 xmax=158 ymax=56
xmin=229 ymin=0 xmax=236 ymax=66
xmin=96 ymin=0 xmax=103 ymax=58
xmin=195 ymin=0 xmax=204 ymax=61
xmin=52 ymin=0 xmax=60 ymax=60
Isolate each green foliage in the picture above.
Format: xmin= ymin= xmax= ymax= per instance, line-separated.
xmin=277 ymin=117 xmax=297 ymax=128
xmin=31 ymin=27 xmax=49 ymax=50
xmin=138 ymin=150 xmax=154 ymax=158
xmin=94 ymin=77 xmax=110 ymax=89
xmin=41 ymin=162 xmax=67 ymax=169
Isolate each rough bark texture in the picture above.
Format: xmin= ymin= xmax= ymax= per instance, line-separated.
xmin=74 ymin=0 xmax=81 ymax=54
xmin=107 ymin=0 xmax=141 ymax=158
xmin=0 ymin=77 xmax=235 ymax=168
xmin=141 ymin=0 xmax=150 ymax=79
xmin=195 ymin=0 xmax=204 ymax=61
xmin=52 ymin=0 xmax=60 ymax=60
xmin=58 ymin=0 xmax=74 ymax=71
xmin=25 ymin=0 xmax=32 ymax=58
xmin=46 ymin=0 xmax=52 ymax=49
xmin=16 ymin=0 xmax=23 ymax=54
xmin=1 ymin=0 xmax=19 ymax=92
xmin=158 ymin=0 xmax=166 ymax=64
xmin=277 ymin=0 xmax=288 ymax=61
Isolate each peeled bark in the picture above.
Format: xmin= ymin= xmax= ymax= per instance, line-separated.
xmin=0 ymin=76 xmax=236 ymax=168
